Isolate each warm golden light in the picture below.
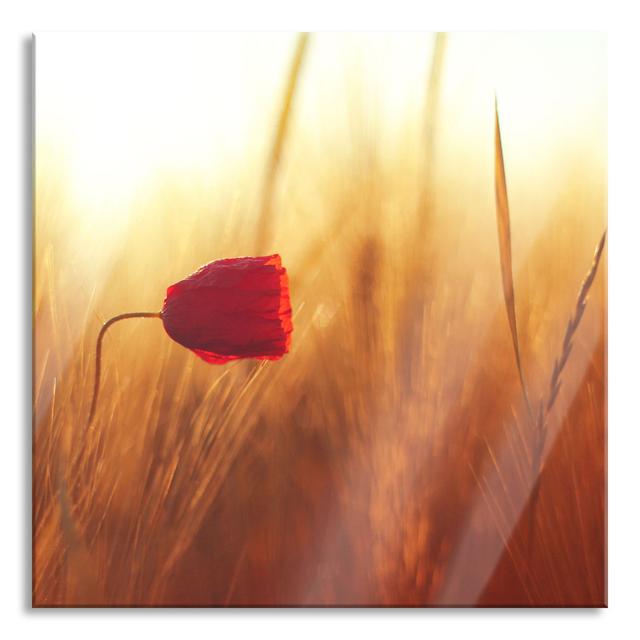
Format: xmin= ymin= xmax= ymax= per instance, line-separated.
xmin=37 ymin=32 xmax=605 ymax=226
xmin=34 ymin=32 xmax=606 ymax=607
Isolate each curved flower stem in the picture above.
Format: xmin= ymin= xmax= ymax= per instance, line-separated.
xmin=87 ymin=312 xmax=162 ymax=428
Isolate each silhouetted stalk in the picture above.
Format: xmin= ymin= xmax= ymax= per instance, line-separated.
xmin=494 ymin=98 xmax=535 ymax=425
xmin=87 ymin=312 xmax=162 ymax=427
xmin=527 ymin=231 xmax=606 ymax=556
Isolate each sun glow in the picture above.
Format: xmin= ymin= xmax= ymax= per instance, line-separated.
xmin=36 ymin=32 xmax=605 ymax=228
xmin=36 ymin=33 xmax=296 ymax=224
xmin=34 ymin=32 xmax=607 ymax=607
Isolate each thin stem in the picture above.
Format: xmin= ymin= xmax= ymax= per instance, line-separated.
xmin=526 ymin=230 xmax=606 ymax=558
xmin=87 ymin=312 xmax=162 ymax=428
xmin=254 ymin=32 xmax=310 ymax=254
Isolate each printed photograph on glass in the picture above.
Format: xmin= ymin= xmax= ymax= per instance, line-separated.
xmin=33 ymin=32 xmax=606 ymax=607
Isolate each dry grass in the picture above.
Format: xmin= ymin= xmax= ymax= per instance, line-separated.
xmin=494 ymin=98 xmax=606 ymax=566
xmin=33 ymin=34 xmax=606 ymax=606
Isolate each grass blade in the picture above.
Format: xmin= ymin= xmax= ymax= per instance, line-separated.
xmin=494 ymin=98 xmax=534 ymax=423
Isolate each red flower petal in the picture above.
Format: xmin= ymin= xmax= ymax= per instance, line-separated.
xmin=161 ymin=254 xmax=292 ymax=364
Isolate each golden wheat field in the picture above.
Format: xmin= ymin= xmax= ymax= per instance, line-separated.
xmin=33 ymin=32 xmax=606 ymax=606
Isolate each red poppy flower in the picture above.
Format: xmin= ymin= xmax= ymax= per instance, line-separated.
xmin=160 ymin=254 xmax=293 ymax=364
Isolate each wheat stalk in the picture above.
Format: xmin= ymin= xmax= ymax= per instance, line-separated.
xmin=543 ymin=230 xmax=607 ymax=419
xmin=254 ymin=32 xmax=310 ymax=254
xmin=418 ymin=32 xmax=447 ymax=224
xmin=494 ymin=98 xmax=607 ymax=567
xmin=528 ymin=230 xmax=607 ymax=531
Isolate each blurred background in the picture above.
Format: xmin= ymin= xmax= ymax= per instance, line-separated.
xmin=34 ymin=32 xmax=606 ymax=606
